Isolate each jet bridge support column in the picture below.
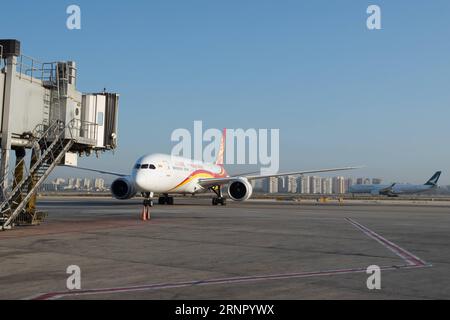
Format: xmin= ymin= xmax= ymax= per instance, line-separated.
xmin=25 ymin=149 xmax=39 ymax=215
xmin=11 ymin=148 xmax=26 ymax=209
xmin=0 ymin=55 xmax=18 ymax=191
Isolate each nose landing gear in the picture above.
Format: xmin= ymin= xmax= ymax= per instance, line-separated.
xmin=141 ymin=192 xmax=154 ymax=221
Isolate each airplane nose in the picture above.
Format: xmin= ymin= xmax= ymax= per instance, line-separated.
xmin=135 ymin=171 xmax=147 ymax=190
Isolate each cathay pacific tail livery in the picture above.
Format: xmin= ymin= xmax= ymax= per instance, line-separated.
xmin=349 ymin=171 xmax=442 ymax=197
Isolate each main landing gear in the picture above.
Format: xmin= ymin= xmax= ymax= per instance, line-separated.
xmin=158 ymin=194 xmax=174 ymax=205
xmin=210 ymin=186 xmax=226 ymax=206
xmin=141 ymin=192 xmax=154 ymax=221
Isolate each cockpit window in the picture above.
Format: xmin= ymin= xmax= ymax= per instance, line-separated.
xmin=136 ymin=164 xmax=156 ymax=170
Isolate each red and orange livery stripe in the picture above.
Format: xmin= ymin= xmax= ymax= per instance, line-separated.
xmin=169 ymin=166 xmax=227 ymax=191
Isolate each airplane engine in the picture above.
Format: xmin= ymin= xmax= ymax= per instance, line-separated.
xmin=228 ymin=178 xmax=253 ymax=201
xmin=111 ymin=177 xmax=137 ymax=200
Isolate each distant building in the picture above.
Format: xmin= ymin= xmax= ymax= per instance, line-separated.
xmin=309 ymin=176 xmax=322 ymax=194
xmin=75 ymin=178 xmax=82 ymax=190
xmin=332 ymin=176 xmax=345 ymax=194
xmin=250 ymin=179 xmax=263 ymax=192
xmin=345 ymin=178 xmax=353 ymax=193
xmin=297 ymin=176 xmax=310 ymax=194
xmin=321 ymin=177 xmax=332 ymax=194
xmin=262 ymin=177 xmax=278 ymax=193
xmin=83 ymin=178 xmax=92 ymax=190
xmin=288 ymin=176 xmax=297 ymax=193
xmin=372 ymin=178 xmax=382 ymax=185
xmin=53 ymin=178 xmax=66 ymax=185
xmin=67 ymin=178 xmax=75 ymax=189
xmin=39 ymin=183 xmax=58 ymax=192
xmin=278 ymin=177 xmax=289 ymax=193
xmin=261 ymin=178 xmax=269 ymax=193
xmin=94 ymin=178 xmax=106 ymax=191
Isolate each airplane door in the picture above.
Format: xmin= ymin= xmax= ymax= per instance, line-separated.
xmin=162 ymin=161 xmax=171 ymax=178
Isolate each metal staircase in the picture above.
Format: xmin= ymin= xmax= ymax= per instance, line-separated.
xmin=0 ymin=120 xmax=75 ymax=230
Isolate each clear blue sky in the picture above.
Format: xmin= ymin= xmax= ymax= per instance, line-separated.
xmin=2 ymin=1 xmax=450 ymax=184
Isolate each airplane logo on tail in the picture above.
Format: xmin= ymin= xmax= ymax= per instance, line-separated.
xmin=425 ymin=171 xmax=442 ymax=186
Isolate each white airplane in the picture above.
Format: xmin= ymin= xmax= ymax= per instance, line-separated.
xmin=68 ymin=131 xmax=361 ymax=210
xmin=348 ymin=171 xmax=442 ymax=197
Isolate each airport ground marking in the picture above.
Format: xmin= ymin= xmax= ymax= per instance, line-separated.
xmin=345 ymin=218 xmax=430 ymax=267
xmin=29 ymin=264 xmax=426 ymax=300
xmin=29 ymin=218 xmax=431 ymax=300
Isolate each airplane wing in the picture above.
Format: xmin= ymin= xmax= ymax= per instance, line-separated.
xmin=61 ymin=165 xmax=127 ymax=177
xmin=198 ymin=166 xmax=363 ymax=188
xmin=378 ymin=183 xmax=396 ymax=194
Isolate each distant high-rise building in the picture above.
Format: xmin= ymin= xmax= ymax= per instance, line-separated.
xmin=278 ymin=176 xmax=289 ymax=193
xmin=332 ymin=176 xmax=345 ymax=194
xmin=297 ymin=176 xmax=310 ymax=194
xmin=339 ymin=177 xmax=346 ymax=194
xmin=53 ymin=178 xmax=66 ymax=185
xmin=309 ymin=176 xmax=322 ymax=194
xmin=372 ymin=178 xmax=382 ymax=185
xmin=288 ymin=176 xmax=297 ymax=193
xmin=250 ymin=179 xmax=263 ymax=192
xmin=322 ymin=177 xmax=332 ymax=194
xmin=262 ymin=178 xmax=269 ymax=193
xmin=67 ymin=178 xmax=75 ymax=189
xmin=75 ymin=178 xmax=82 ymax=190
xmin=363 ymin=178 xmax=371 ymax=185
xmin=345 ymin=178 xmax=353 ymax=193
xmin=83 ymin=178 xmax=92 ymax=190
xmin=356 ymin=178 xmax=364 ymax=185
xmin=262 ymin=177 xmax=278 ymax=193
xmin=40 ymin=183 xmax=58 ymax=192
xmin=94 ymin=178 xmax=106 ymax=191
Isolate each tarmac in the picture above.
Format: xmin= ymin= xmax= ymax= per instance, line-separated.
xmin=0 ymin=197 xmax=449 ymax=300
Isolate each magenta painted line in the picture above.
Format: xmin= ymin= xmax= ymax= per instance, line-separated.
xmin=346 ymin=218 xmax=429 ymax=267
xmin=29 ymin=218 xmax=431 ymax=300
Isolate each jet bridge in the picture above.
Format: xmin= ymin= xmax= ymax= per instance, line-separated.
xmin=0 ymin=39 xmax=120 ymax=230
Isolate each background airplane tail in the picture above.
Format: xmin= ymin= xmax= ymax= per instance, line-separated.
xmin=215 ymin=129 xmax=226 ymax=166
xmin=425 ymin=171 xmax=441 ymax=186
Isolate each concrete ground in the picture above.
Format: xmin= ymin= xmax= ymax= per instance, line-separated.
xmin=0 ymin=197 xmax=449 ymax=300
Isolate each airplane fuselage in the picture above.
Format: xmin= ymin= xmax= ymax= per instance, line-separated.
xmin=349 ymin=183 xmax=436 ymax=196
xmin=132 ymin=154 xmax=228 ymax=194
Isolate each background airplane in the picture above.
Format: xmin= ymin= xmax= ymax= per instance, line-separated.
xmin=349 ymin=171 xmax=442 ymax=197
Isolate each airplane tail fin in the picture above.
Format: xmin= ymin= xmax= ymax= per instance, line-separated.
xmin=425 ymin=171 xmax=441 ymax=186
xmin=215 ymin=129 xmax=226 ymax=166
